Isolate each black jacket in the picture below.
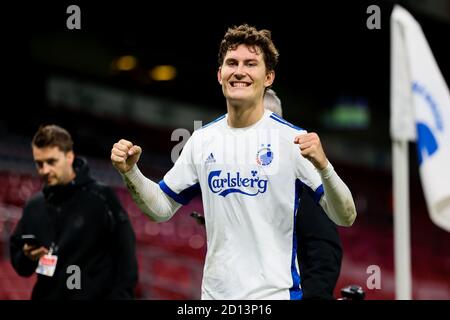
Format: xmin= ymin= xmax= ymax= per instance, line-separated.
xmin=10 ymin=157 xmax=138 ymax=300
xmin=297 ymin=188 xmax=343 ymax=300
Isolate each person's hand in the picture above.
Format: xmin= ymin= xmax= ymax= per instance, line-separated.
xmin=111 ymin=139 xmax=142 ymax=173
xmin=294 ymin=132 xmax=328 ymax=170
xmin=23 ymin=244 xmax=49 ymax=262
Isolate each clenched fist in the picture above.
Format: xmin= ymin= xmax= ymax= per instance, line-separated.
xmin=294 ymin=132 xmax=328 ymax=170
xmin=111 ymin=139 xmax=142 ymax=173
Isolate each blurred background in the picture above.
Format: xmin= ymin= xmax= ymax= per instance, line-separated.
xmin=0 ymin=0 xmax=449 ymax=299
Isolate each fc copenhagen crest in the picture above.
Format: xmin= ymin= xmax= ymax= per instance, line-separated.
xmin=256 ymin=144 xmax=273 ymax=166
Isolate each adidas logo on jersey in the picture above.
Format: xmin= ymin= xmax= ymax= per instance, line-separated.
xmin=205 ymin=153 xmax=216 ymax=164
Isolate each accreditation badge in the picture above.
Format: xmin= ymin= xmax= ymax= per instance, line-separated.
xmin=36 ymin=254 xmax=58 ymax=277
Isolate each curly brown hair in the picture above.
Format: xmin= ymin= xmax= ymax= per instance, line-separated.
xmin=218 ymin=24 xmax=279 ymax=72
xmin=32 ymin=125 xmax=74 ymax=153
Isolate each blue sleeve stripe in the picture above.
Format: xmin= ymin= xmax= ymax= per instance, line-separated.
xmin=313 ymin=184 xmax=324 ymax=203
xmin=303 ymin=183 xmax=324 ymax=204
xmin=159 ymin=180 xmax=201 ymax=205
xmin=270 ymin=112 xmax=285 ymax=121
xmin=199 ymin=115 xmax=226 ymax=129
xmin=269 ymin=114 xmax=304 ymax=131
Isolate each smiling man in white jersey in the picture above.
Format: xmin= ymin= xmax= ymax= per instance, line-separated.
xmin=110 ymin=24 xmax=357 ymax=300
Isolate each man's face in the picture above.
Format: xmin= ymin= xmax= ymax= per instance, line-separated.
xmin=32 ymin=146 xmax=74 ymax=186
xmin=218 ymin=44 xmax=275 ymax=105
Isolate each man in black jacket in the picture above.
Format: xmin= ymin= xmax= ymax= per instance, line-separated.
xmin=10 ymin=125 xmax=138 ymax=299
xmin=264 ymin=89 xmax=343 ymax=300
xmin=297 ymin=188 xmax=343 ymax=299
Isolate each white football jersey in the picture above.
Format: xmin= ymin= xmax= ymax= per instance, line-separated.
xmin=159 ymin=109 xmax=324 ymax=300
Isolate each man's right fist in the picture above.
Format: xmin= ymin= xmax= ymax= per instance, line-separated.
xmin=111 ymin=139 xmax=142 ymax=173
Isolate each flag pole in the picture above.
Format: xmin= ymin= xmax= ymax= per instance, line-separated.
xmin=391 ymin=6 xmax=413 ymax=299
xmin=392 ymin=139 xmax=412 ymax=299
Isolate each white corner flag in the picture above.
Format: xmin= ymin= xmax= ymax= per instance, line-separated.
xmin=391 ymin=5 xmax=450 ymax=300
xmin=391 ymin=5 xmax=450 ymax=232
